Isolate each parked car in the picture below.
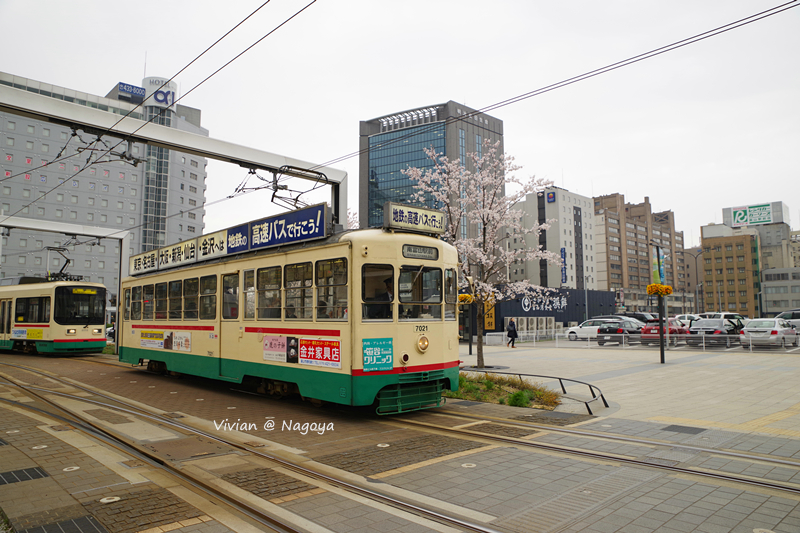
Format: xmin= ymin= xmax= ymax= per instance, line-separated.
xmin=642 ymin=318 xmax=690 ymax=346
xmin=775 ymin=309 xmax=800 ymax=329
xmin=592 ymin=315 xmax=647 ymax=326
xmin=674 ymin=314 xmax=700 ymax=326
xmin=616 ymin=311 xmax=656 ymax=323
xmin=596 ymin=319 xmax=643 ymax=346
xmin=709 ymin=312 xmax=749 ymax=326
xmin=567 ymin=319 xmax=618 ymax=341
xmin=686 ymin=318 xmax=744 ymax=347
xmin=739 ymin=318 xmax=799 ymax=348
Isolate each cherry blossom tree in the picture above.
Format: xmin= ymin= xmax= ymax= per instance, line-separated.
xmin=347 ymin=208 xmax=360 ymax=230
xmin=402 ymin=139 xmax=561 ymax=367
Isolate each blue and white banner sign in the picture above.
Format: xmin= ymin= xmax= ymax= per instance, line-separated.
xmin=383 ymin=202 xmax=445 ymax=234
xmin=129 ymin=204 xmax=329 ymax=275
xmin=250 ymin=204 xmax=327 ymax=250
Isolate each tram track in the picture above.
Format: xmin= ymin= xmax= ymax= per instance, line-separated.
xmin=0 ymin=361 xmax=508 ymax=533
xmin=0 ymin=370 xmax=322 ymax=533
xmin=382 ymin=414 xmax=800 ymax=497
xmin=3 ymin=356 xmax=800 ymax=533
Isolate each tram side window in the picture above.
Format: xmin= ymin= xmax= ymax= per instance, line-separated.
xmin=0 ymin=301 xmax=6 ymax=334
xmin=316 ymin=258 xmax=347 ymax=320
xmin=199 ymin=275 xmax=216 ymax=320
xmin=155 ymin=283 xmax=168 ymax=320
xmin=257 ymin=266 xmax=281 ymax=319
xmin=168 ymin=281 xmax=182 ymax=320
xmin=124 ymin=288 xmax=131 ymax=321
xmin=243 ymin=270 xmax=255 ymax=319
xmin=14 ymin=297 xmax=50 ymax=323
xmin=222 ymin=273 xmax=239 ymax=319
xmin=184 ymin=278 xmax=199 ymax=320
xmin=399 ymin=266 xmax=442 ymax=320
xmin=445 ymin=268 xmax=457 ymax=320
xmin=285 ymin=262 xmax=312 ymax=319
xmin=143 ymin=285 xmax=154 ymax=320
xmin=362 ymin=264 xmax=393 ymax=320
xmin=131 ymin=286 xmax=142 ymax=320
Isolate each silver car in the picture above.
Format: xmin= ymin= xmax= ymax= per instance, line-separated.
xmin=739 ymin=318 xmax=799 ymax=348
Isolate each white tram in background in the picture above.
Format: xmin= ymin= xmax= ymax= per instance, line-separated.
xmin=119 ymin=204 xmax=460 ymax=414
xmin=0 ymin=275 xmax=107 ymax=354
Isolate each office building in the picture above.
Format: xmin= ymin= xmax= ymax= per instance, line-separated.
xmin=358 ymin=102 xmax=503 ymax=230
xmin=761 ymin=267 xmax=800 ymax=316
xmin=594 ymin=193 xmax=693 ymax=315
xmin=699 ymin=224 xmax=761 ymax=317
xmin=512 ymin=187 xmax=597 ymax=290
xmin=0 ymin=71 xmax=208 ymax=307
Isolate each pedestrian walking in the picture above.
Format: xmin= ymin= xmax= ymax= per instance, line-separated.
xmin=506 ymin=317 xmax=518 ymax=348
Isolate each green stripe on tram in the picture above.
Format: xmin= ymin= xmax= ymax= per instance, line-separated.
xmin=120 ymin=347 xmax=458 ymax=411
xmin=35 ymin=341 xmax=108 ymax=354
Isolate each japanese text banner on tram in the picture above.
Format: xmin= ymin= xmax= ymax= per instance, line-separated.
xmin=128 ymin=204 xmax=328 ymax=275
xmin=249 ymin=204 xmax=326 ymax=250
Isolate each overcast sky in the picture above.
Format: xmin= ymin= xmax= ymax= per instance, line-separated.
xmin=2 ymin=0 xmax=797 ymax=247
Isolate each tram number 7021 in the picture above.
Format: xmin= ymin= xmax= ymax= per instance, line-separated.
xmin=414 ymin=325 xmax=428 ymax=332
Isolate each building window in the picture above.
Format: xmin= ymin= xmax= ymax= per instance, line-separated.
xmin=189 ymin=186 xmax=197 ymax=193
xmin=188 ymin=226 xmax=196 ymax=233
xmin=190 ymin=160 xmax=198 ymax=168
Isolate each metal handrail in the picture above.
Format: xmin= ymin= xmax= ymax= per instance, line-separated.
xmin=461 ymin=368 xmax=608 ymax=415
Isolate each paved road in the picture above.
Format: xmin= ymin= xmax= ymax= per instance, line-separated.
xmin=459 ymin=340 xmax=800 ymax=438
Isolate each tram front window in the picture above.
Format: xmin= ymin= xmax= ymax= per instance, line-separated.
xmin=54 ymin=286 xmax=106 ymax=325
xmin=362 ymin=265 xmax=393 ymax=319
xmin=399 ymin=266 xmax=442 ymax=321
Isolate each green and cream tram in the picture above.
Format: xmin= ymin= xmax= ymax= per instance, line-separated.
xmin=0 ymin=276 xmax=107 ymax=354
xmin=118 ymin=204 xmax=460 ymax=414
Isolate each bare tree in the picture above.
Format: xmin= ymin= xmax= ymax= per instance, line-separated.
xmin=403 ymin=139 xmax=561 ymax=367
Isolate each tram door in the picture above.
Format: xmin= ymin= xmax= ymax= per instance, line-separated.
xmin=0 ymin=300 xmax=11 ymax=347
xmin=218 ymin=273 xmax=241 ymax=379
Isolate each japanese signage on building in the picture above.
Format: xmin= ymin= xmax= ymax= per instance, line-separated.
xmin=732 ymin=204 xmax=773 ymax=227
xmin=362 ymin=338 xmax=393 ymax=372
xmin=383 ymin=203 xmax=444 ymax=234
xmin=129 ymin=204 xmax=329 ymax=275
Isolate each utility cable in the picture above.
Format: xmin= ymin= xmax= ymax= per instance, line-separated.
xmin=0 ymin=0 xmax=317 ymax=226
xmin=313 ymin=0 xmax=800 ymax=170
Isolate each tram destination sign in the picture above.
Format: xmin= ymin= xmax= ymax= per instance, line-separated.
xmin=383 ymin=202 xmax=444 ymax=235
xmin=129 ymin=204 xmax=330 ymax=275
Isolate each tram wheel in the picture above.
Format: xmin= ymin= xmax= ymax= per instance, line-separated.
xmin=146 ymin=360 xmax=167 ymax=374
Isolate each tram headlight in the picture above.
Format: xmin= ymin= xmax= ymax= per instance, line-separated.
xmin=66 ymin=329 xmax=77 ymax=335
xmin=92 ymin=328 xmax=102 ymax=335
xmin=416 ymin=335 xmax=429 ymax=353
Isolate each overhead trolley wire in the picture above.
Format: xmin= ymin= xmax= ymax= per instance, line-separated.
xmin=1 ymin=1 xmax=795 ymax=242
xmin=0 ymin=0 xmax=317 ymax=227
xmin=312 ymin=0 xmax=800 ymax=171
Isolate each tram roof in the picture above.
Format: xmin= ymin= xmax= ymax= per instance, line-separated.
xmin=123 ymin=227 xmax=450 ymax=281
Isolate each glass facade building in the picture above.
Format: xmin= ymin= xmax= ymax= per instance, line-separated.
xmin=359 ymin=102 xmax=503 ymax=230
xmin=366 ymin=124 xmax=444 ymax=227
